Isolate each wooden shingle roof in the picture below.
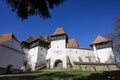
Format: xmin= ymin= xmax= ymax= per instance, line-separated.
xmin=52 ymin=27 xmax=66 ymax=36
xmin=23 ymin=35 xmax=50 ymax=49
xmin=25 ymin=35 xmax=50 ymax=43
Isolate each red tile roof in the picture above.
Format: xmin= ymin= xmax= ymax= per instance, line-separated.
xmin=23 ymin=35 xmax=50 ymax=49
xmin=0 ymin=33 xmax=19 ymax=44
xmin=25 ymin=35 xmax=50 ymax=44
xmin=91 ymin=35 xmax=109 ymax=45
xmin=52 ymin=27 xmax=66 ymax=36
xmin=67 ymin=38 xmax=80 ymax=48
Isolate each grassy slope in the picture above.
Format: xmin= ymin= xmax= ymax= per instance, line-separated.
xmin=0 ymin=70 xmax=120 ymax=80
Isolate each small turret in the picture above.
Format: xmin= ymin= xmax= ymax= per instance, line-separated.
xmin=90 ymin=35 xmax=114 ymax=63
xmin=90 ymin=35 xmax=112 ymax=49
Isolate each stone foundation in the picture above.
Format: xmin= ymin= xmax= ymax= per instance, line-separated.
xmin=73 ymin=62 xmax=120 ymax=71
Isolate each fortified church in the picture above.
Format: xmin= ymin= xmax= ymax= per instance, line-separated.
xmin=22 ymin=27 xmax=117 ymax=71
xmin=0 ymin=28 xmax=119 ymax=74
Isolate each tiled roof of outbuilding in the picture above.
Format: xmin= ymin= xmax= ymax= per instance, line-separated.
xmin=0 ymin=33 xmax=19 ymax=44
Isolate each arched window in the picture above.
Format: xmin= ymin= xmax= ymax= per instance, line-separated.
xmin=6 ymin=64 xmax=13 ymax=74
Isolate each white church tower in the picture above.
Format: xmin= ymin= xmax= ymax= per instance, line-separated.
xmin=90 ymin=35 xmax=115 ymax=63
xmin=46 ymin=28 xmax=68 ymax=68
xmin=22 ymin=35 xmax=50 ymax=71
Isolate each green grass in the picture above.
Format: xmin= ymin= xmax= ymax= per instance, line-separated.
xmin=0 ymin=70 xmax=120 ymax=80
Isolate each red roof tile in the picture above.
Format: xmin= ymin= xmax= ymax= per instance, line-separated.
xmin=67 ymin=38 xmax=80 ymax=48
xmin=91 ymin=35 xmax=109 ymax=45
xmin=0 ymin=33 xmax=19 ymax=44
xmin=25 ymin=35 xmax=50 ymax=44
xmin=52 ymin=27 xmax=66 ymax=36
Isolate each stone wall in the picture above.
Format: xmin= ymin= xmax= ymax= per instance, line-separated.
xmin=0 ymin=67 xmax=20 ymax=74
xmin=73 ymin=63 xmax=120 ymax=71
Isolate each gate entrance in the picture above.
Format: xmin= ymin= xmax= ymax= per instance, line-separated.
xmin=54 ymin=59 xmax=63 ymax=68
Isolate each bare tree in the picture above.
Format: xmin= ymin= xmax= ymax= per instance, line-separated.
xmin=107 ymin=17 xmax=120 ymax=53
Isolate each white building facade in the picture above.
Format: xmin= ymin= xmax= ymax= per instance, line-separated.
xmin=22 ymin=28 xmax=117 ymax=71
xmin=22 ymin=36 xmax=50 ymax=71
xmin=46 ymin=28 xmax=115 ymax=69
xmin=0 ymin=33 xmax=24 ymax=73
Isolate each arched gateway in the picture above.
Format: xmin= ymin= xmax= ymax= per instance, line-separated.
xmin=54 ymin=59 xmax=63 ymax=68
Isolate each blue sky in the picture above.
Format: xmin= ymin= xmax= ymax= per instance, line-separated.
xmin=0 ymin=0 xmax=120 ymax=48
